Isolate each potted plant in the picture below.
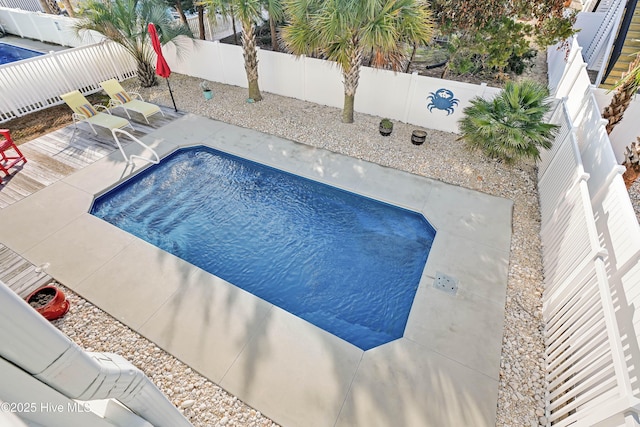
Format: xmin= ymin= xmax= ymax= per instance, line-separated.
xmin=411 ymin=130 xmax=427 ymax=145
xmin=26 ymin=284 xmax=70 ymax=321
xmin=200 ymin=81 xmax=213 ymax=100
xmin=379 ymin=118 xmax=393 ymax=136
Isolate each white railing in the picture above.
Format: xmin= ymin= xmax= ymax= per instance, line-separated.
xmin=0 ymin=41 xmax=136 ymax=121
xmin=541 ymin=36 xmax=640 ymax=426
xmin=583 ymin=0 xmax=625 ymax=70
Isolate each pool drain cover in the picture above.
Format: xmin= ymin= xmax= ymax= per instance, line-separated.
xmin=434 ymin=272 xmax=458 ymax=295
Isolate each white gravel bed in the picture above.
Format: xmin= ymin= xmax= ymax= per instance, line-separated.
xmin=630 ymin=180 xmax=640 ymax=224
xmin=54 ymin=74 xmax=549 ymax=427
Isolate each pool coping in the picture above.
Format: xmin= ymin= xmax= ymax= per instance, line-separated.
xmin=0 ymin=114 xmax=513 ymax=427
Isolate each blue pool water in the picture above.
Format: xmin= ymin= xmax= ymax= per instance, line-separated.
xmin=91 ymin=147 xmax=436 ymax=350
xmin=0 ymin=42 xmax=43 ymax=65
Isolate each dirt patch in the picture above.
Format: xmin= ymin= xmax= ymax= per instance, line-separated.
xmin=2 ymin=93 xmax=107 ymax=146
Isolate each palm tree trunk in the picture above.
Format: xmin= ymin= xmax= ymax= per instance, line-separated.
xmin=197 ymin=5 xmax=206 ymax=40
xmin=603 ymin=55 xmax=640 ymax=135
xmin=230 ymin=6 xmax=239 ymax=45
xmin=341 ymin=47 xmax=363 ymax=123
xmin=622 ymin=163 xmax=640 ymax=188
xmin=138 ymin=60 xmax=158 ymax=88
xmin=603 ymin=81 xmax=639 ymax=134
xmin=174 ymin=1 xmax=188 ymax=25
xmin=269 ymin=16 xmax=279 ymax=52
xmin=61 ymin=0 xmax=74 ymax=16
xmin=404 ymin=43 xmax=417 ymax=73
xmin=242 ymin=21 xmax=262 ymax=102
xmin=622 ymin=139 xmax=640 ymax=188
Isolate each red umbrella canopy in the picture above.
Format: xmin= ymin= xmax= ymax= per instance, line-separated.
xmin=148 ymin=23 xmax=171 ymax=78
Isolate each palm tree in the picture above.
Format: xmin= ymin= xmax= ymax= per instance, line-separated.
xmin=603 ymin=53 xmax=640 ymax=135
xmin=622 ymin=138 xmax=640 ymax=189
xmin=262 ymin=0 xmax=284 ymax=52
xmin=75 ymin=0 xmax=193 ymax=87
xmin=205 ymin=0 xmax=263 ymax=101
xmin=282 ymin=0 xmax=433 ymax=123
xmin=459 ymin=80 xmax=558 ymax=164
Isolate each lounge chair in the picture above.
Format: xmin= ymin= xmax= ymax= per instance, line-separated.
xmin=61 ymin=90 xmax=134 ymax=135
xmin=100 ymin=79 xmax=165 ymax=124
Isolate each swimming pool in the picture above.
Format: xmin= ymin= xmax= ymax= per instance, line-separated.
xmin=0 ymin=42 xmax=44 ymax=65
xmin=91 ymin=147 xmax=436 ymax=350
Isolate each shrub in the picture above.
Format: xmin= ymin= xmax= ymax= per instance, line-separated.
xmin=380 ymin=118 xmax=393 ymax=129
xmin=458 ymin=80 xmax=558 ymax=164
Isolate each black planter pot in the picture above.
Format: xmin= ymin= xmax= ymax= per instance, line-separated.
xmin=379 ymin=125 xmax=392 ymax=136
xmin=411 ymin=130 xmax=427 ymax=145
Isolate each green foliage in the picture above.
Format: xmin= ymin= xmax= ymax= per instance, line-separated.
xmin=282 ymin=0 xmax=434 ymax=123
xmin=506 ymin=49 xmax=537 ymax=75
xmin=380 ymin=118 xmax=393 ymax=129
xmin=458 ymin=80 xmax=558 ymax=164
xmin=433 ymin=0 xmax=577 ymax=78
xmin=478 ymin=19 xmax=532 ymax=71
xmin=441 ymin=19 xmax=537 ymax=77
xmin=534 ymin=11 xmax=579 ymax=48
xmin=75 ymin=0 xmax=193 ymax=87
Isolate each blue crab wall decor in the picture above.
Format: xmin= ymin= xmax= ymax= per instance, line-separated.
xmin=427 ymin=88 xmax=459 ymax=115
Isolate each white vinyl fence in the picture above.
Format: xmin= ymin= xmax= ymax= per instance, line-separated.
xmin=540 ymin=37 xmax=640 ymax=426
xmin=161 ymin=39 xmax=501 ymax=134
xmin=0 ymin=7 xmax=502 ymax=132
xmin=0 ymin=7 xmax=89 ymax=46
xmin=0 ymin=41 xmax=136 ymax=121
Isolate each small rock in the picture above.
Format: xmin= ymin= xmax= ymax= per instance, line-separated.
xmin=180 ymin=399 xmax=195 ymax=409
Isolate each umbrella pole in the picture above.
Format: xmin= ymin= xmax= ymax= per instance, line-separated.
xmin=165 ymin=77 xmax=177 ymax=112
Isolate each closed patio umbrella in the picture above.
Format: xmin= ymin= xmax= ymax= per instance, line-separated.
xmin=148 ymin=22 xmax=177 ymax=112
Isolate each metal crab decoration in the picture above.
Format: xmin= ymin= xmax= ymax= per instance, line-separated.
xmin=427 ymin=88 xmax=459 ymax=115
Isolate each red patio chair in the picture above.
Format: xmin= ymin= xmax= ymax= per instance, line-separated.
xmin=0 ymin=129 xmax=27 ymax=179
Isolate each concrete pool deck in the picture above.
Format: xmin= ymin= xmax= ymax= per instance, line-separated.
xmin=0 ymin=114 xmax=512 ymax=426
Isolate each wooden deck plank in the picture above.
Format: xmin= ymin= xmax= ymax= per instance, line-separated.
xmin=0 ymin=244 xmax=53 ymax=298
xmin=0 ymin=107 xmax=186 ymax=292
xmin=0 ymin=106 xmax=186 ymax=210
xmin=25 ymin=138 xmax=100 ymax=169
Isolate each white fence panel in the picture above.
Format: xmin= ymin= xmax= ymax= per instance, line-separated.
xmin=0 ymin=7 xmax=96 ymax=47
xmin=548 ymin=39 xmax=583 ymax=95
xmin=538 ymin=132 xmax=587 ymax=225
xmin=355 ymin=67 xmax=413 ymax=123
xmin=544 ymin=259 xmax=629 ymax=427
xmin=258 ymin=49 xmax=305 ymax=100
xmin=300 ymin=55 xmax=343 ymax=109
xmin=541 ymin=180 xmax=602 ymax=296
xmin=538 ymin=101 xmax=570 ymax=179
xmin=160 ymin=39 xmax=500 ymax=133
xmin=0 ymin=41 xmax=136 ymax=120
xmin=403 ymin=76 xmax=499 ymax=133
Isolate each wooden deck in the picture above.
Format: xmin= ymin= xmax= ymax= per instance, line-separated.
xmin=0 ymin=105 xmax=186 ymax=296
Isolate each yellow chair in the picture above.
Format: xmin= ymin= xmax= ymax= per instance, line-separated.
xmin=100 ymin=79 xmax=165 ymax=124
xmin=61 ymin=90 xmax=134 ymax=135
